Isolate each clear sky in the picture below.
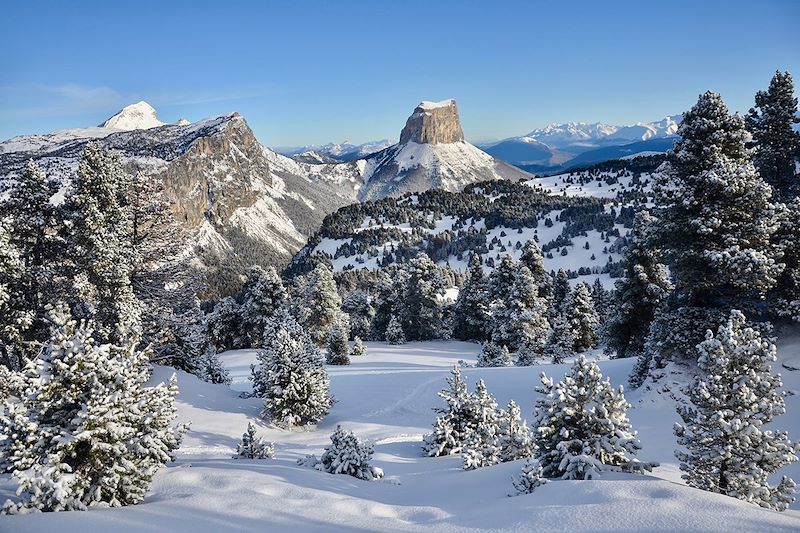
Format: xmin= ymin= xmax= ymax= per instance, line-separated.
xmin=1 ymin=0 xmax=798 ymax=147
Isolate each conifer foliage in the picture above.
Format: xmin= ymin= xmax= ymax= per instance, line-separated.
xmin=316 ymin=426 xmax=384 ymax=481
xmin=251 ymin=310 xmax=332 ymax=426
xmin=532 ymin=356 xmax=652 ymax=480
xmin=674 ymin=310 xmax=798 ymax=511
xmin=452 ymin=254 xmax=491 ymax=342
xmin=234 ymin=422 xmax=275 ymax=459
xmin=0 ymin=306 xmax=184 ymax=513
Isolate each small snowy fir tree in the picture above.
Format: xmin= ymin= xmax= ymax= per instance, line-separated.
xmin=515 ymin=340 xmax=542 ymax=367
xmin=512 ymin=459 xmax=548 ymax=495
xmin=351 ymin=336 xmax=367 ymax=357
xmin=385 ymin=313 xmax=406 ymax=345
xmin=563 ymin=282 xmax=599 ymax=352
xmin=251 ymin=309 xmax=332 ymax=426
xmin=326 ymin=318 xmax=351 ymax=365
xmin=0 ymin=306 xmax=184 ymax=513
xmin=492 ymin=266 xmax=550 ymax=352
xmin=452 ymin=254 xmax=492 ymax=342
xmin=520 ymin=240 xmax=553 ymax=304
xmin=496 ymin=400 xmax=534 ymax=463
xmin=422 ymin=365 xmax=474 ymax=457
xmin=475 ymin=341 xmax=512 ymax=367
xmin=401 ymin=254 xmax=446 ymax=341
xmin=533 ymin=356 xmax=651 ymax=480
xmin=461 ymin=380 xmax=503 ymax=470
xmin=234 ymin=422 xmax=275 ymax=459
xmin=675 ymin=310 xmax=799 ymax=511
xmin=318 ymin=426 xmax=384 ymax=480
xmin=299 ymin=263 xmax=343 ymax=347
xmin=550 ymin=268 xmax=571 ymax=317
xmin=542 ymin=312 xmax=574 ymax=364
xmin=202 ymin=348 xmax=232 ymax=385
xmin=341 ymin=289 xmax=374 ymax=340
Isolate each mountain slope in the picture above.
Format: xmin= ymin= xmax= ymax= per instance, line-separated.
xmin=359 ymin=99 xmax=533 ymax=201
xmin=100 ymin=101 xmax=165 ymax=130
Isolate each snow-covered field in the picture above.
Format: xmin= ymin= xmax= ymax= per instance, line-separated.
xmin=2 ymin=340 xmax=800 ymax=532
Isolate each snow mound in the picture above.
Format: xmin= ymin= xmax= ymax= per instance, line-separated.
xmin=419 ymin=99 xmax=456 ymax=110
xmin=100 ymin=101 xmax=164 ymax=130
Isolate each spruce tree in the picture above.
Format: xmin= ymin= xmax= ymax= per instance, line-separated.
xmin=0 ymin=306 xmax=184 ymax=513
xmin=461 ymin=380 xmax=502 ymax=470
xmin=385 ymin=313 xmax=406 ymax=345
xmin=0 ymin=220 xmax=26 ymax=370
xmin=605 ymin=211 xmax=671 ymax=360
xmin=240 ymin=266 xmax=288 ymax=348
xmin=491 ymin=266 xmax=550 ymax=352
xmin=422 ymin=366 xmax=474 ymax=457
xmin=67 ymin=143 xmax=140 ymax=345
xmin=299 ymin=263 xmax=343 ymax=346
xmin=675 ymin=310 xmax=798 ymax=511
xmin=251 ymin=310 xmax=331 ymax=426
xmin=495 ymin=400 xmax=534 ymax=463
xmin=341 ymin=289 xmax=374 ymax=340
xmin=234 ymin=422 xmax=274 ymax=459
xmin=542 ymin=312 xmax=574 ymax=364
xmin=648 ymin=91 xmax=781 ymax=360
xmin=452 ymin=254 xmax=491 ymax=342
xmin=550 ymin=268 xmax=571 ymax=316
xmin=476 ymin=341 xmax=512 ymax=367
xmin=564 ymin=282 xmax=599 ymax=352
xmin=351 ymin=336 xmax=366 ymax=357
xmin=513 ymin=459 xmax=547 ymax=495
xmin=521 ymin=240 xmax=553 ymax=304
xmin=533 ymin=356 xmax=651 ymax=480
xmin=401 ymin=254 xmax=445 ymax=341
xmin=206 ymin=296 xmax=245 ymax=352
xmin=326 ymin=318 xmax=351 ymax=365
xmin=746 ymin=70 xmax=800 ymax=200
xmin=318 ymin=425 xmax=384 ymax=480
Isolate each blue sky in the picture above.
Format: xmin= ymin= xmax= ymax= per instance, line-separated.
xmin=1 ymin=0 xmax=798 ymax=146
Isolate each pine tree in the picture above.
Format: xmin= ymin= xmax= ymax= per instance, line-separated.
xmin=202 ymin=348 xmax=232 ymax=385
xmin=299 ymin=263 xmax=343 ymax=346
xmin=605 ymin=211 xmax=672 ymax=360
xmin=251 ymin=310 xmax=332 ymax=426
xmin=240 ymin=266 xmax=288 ymax=348
xmin=351 ymin=336 xmax=367 ymax=357
xmin=590 ymin=278 xmax=611 ymax=325
xmin=746 ymin=70 xmax=800 ymax=200
xmin=385 ymin=313 xmax=406 ymax=345
xmin=422 ymin=366 xmax=474 ymax=457
xmin=234 ymin=422 xmax=274 ymax=459
xmin=342 ymin=289 xmax=374 ymax=340
xmin=521 ymin=240 xmax=553 ymax=304
xmin=317 ymin=425 xmax=384 ymax=480
xmin=492 ymin=266 xmax=550 ymax=352
xmin=564 ymin=283 xmax=598 ymax=352
xmin=370 ymin=269 xmax=408 ymax=339
xmin=206 ymin=296 xmax=245 ymax=352
xmin=452 ymin=254 xmax=491 ymax=342
xmin=515 ymin=340 xmax=541 ymax=367
xmin=67 ymin=143 xmax=140 ymax=345
xmin=533 ymin=356 xmax=651 ymax=480
xmin=326 ymin=318 xmax=351 ymax=365
xmin=648 ymin=91 xmax=781 ymax=361
xmin=512 ymin=459 xmax=547 ymax=495
xmin=461 ymin=380 xmax=502 ymax=470
xmin=674 ymin=310 xmax=798 ymax=511
xmin=401 ymin=254 xmax=445 ymax=341
xmin=0 ymin=160 xmax=62 ymax=369
xmin=475 ymin=341 xmax=512 ymax=367
xmin=0 ymin=306 xmax=184 ymax=513
xmin=550 ymin=269 xmax=571 ymax=316
xmin=542 ymin=312 xmax=574 ymax=364
xmin=489 ymin=255 xmax=518 ymax=304
xmin=496 ymin=400 xmax=534 ymax=463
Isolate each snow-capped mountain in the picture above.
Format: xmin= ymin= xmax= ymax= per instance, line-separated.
xmin=0 ymin=109 xmax=362 ymax=294
xmin=358 ymin=99 xmax=532 ymax=201
xmin=279 ymin=139 xmax=394 ymax=162
xmin=100 ymin=101 xmax=166 ymax=130
xmin=482 ymin=115 xmax=681 ymax=168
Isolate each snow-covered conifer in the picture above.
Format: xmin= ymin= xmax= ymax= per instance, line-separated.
xmin=422 ymin=366 xmax=474 ymax=457
xmin=452 ymin=254 xmax=491 ymax=342
xmin=521 ymin=240 xmax=553 ymax=304
xmin=385 ymin=313 xmax=406 ymax=345
xmin=298 ymin=263 xmax=343 ymax=346
xmin=326 ymin=318 xmax=351 ymax=365
xmin=240 ymin=266 xmax=287 ymax=348
xmin=746 ymin=70 xmax=800 ymax=200
xmin=674 ymin=310 xmax=798 ymax=511
xmin=496 ymin=400 xmax=534 ymax=463
xmin=342 ymin=289 xmax=374 ymax=340
xmin=318 ymin=426 xmax=384 ymax=480
xmin=234 ymin=422 xmax=275 ymax=459
xmin=475 ymin=341 xmax=511 ymax=367
xmin=542 ymin=312 xmax=574 ymax=364
xmin=512 ymin=459 xmax=547 ymax=495
xmin=461 ymin=380 xmax=502 ymax=470
xmin=251 ymin=309 xmax=331 ymax=426
xmin=533 ymin=356 xmax=650 ymax=480
xmin=351 ymin=336 xmax=366 ymax=357
xmin=564 ymin=283 xmax=598 ymax=352
xmin=401 ymin=254 xmax=445 ymax=341
xmin=550 ymin=269 xmax=571 ymax=317
xmin=206 ymin=296 xmax=245 ymax=352
xmin=0 ymin=306 xmax=184 ymax=513
xmin=515 ymin=341 xmax=541 ymax=367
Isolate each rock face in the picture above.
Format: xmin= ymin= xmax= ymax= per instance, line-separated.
xmin=358 ymin=99 xmax=532 ymax=200
xmin=0 ymin=112 xmax=361 ymax=295
xmin=399 ymin=99 xmax=464 ymax=145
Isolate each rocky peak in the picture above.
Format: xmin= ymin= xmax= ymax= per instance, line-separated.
xmin=100 ymin=101 xmax=164 ymax=131
xmin=399 ymin=99 xmax=464 ymax=145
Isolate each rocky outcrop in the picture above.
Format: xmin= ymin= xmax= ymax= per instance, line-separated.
xmin=399 ymin=99 xmax=464 ymax=145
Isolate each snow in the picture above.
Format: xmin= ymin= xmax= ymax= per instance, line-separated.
xmin=3 ymin=338 xmax=799 ymax=532
xmin=418 ymin=99 xmax=456 ymax=110
xmin=100 ymin=101 xmax=164 ymax=131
